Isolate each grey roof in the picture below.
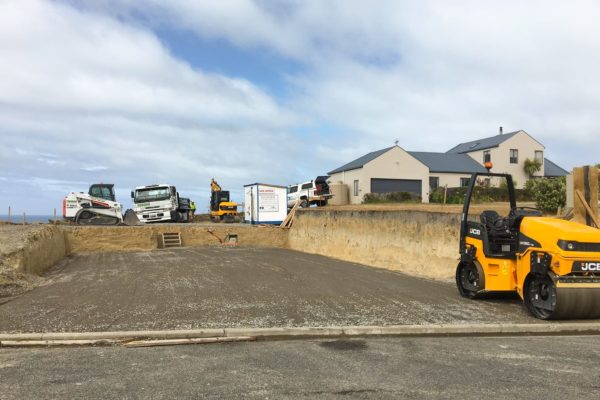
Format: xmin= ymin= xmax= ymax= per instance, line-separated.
xmin=409 ymin=152 xmax=488 ymax=174
xmin=446 ymin=131 xmax=520 ymax=153
xmin=328 ymin=146 xmax=395 ymax=174
xmin=544 ymin=158 xmax=568 ymax=177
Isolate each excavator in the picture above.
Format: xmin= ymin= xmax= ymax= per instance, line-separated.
xmin=456 ymin=171 xmax=600 ymax=319
xmin=63 ymin=184 xmax=139 ymax=225
xmin=210 ymin=178 xmax=238 ymax=223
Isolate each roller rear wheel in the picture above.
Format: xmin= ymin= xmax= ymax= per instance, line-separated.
xmin=524 ymin=274 xmax=557 ymax=320
xmin=456 ymin=262 xmax=481 ymax=299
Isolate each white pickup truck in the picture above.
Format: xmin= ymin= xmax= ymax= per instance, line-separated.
xmin=287 ymin=176 xmax=333 ymax=208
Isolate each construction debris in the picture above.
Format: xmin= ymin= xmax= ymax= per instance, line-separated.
xmin=280 ymin=199 xmax=300 ymax=228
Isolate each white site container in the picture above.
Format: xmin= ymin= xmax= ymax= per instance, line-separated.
xmin=244 ymin=183 xmax=287 ymax=225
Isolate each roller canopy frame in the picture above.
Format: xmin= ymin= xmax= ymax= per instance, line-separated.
xmin=459 ymin=173 xmax=516 ymax=255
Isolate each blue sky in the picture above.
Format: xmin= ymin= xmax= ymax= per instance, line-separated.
xmin=1 ymin=0 xmax=600 ymax=214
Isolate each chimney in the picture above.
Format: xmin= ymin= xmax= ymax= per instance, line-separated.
xmin=499 ymin=126 xmax=503 ymax=135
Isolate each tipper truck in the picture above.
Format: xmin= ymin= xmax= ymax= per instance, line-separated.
xmin=131 ymin=184 xmax=191 ymax=223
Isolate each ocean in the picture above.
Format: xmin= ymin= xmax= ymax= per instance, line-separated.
xmin=0 ymin=215 xmax=57 ymax=224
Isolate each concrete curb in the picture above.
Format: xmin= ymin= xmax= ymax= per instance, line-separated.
xmin=2 ymin=322 xmax=600 ymax=347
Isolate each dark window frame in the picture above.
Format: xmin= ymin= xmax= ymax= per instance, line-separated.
xmin=429 ymin=176 xmax=439 ymax=190
xmin=535 ymin=150 xmax=543 ymax=164
xmin=483 ymin=150 xmax=491 ymax=163
xmin=509 ymin=149 xmax=518 ymax=164
xmin=460 ymin=177 xmax=470 ymax=187
xmin=353 ymin=180 xmax=359 ymax=197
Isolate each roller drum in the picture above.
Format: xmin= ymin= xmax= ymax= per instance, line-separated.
xmin=525 ymin=273 xmax=600 ymax=319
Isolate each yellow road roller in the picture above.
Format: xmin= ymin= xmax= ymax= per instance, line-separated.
xmin=456 ymin=172 xmax=600 ymax=319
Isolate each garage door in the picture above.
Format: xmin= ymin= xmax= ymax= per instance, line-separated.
xmin=370 ymin=178 xmax=422 ymax=196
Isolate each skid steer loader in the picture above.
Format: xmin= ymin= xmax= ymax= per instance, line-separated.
xmin=456 ymin=172 xmax=600 ymax=319
xmin=63 ymin=184 xmax=124 ymax=225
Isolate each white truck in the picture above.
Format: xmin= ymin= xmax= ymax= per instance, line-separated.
xmin=131 ymin=184 xmax=191 ymax=223
xmin=287 ymin=176 xmax=333 ymax=208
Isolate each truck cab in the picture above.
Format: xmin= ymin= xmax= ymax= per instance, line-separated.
xmin=131 ymin=184 xmax=189 ymax=223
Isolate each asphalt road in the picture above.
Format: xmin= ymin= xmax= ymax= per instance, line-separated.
xmin=0 ymin=247 xmax=535 ymax=333
xmin=1 ymin=336 xmax=599 ymax=399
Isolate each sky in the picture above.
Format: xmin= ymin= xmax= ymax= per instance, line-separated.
xmin=1 ymin=0 xmax=600 ymax=214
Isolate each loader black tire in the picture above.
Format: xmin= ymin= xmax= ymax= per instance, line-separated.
xmin=456 ymin=262 xmax=482 ymax=299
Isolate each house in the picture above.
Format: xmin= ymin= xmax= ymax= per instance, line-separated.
xmin=446 ymin=129 xmax=567 ymax=187
xmin=327 ymin=146 xmax=429 ymax=204
xmin=327 ymin=129 xmax=568 ymax=204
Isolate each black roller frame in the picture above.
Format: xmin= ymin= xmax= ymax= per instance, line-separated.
xmin=459 ymin=173 xmax=516 ymax=256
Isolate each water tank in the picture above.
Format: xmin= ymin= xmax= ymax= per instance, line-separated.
xmin=329 ymin=182 xmax=349 ymax=206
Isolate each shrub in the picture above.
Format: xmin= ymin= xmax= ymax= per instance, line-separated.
xmin=529 ymin=177 xmax=566 ymax=213
xmin=363 ymin=192 xmax=421 ymax=204
xmin=523 ymin=158 xmax=542 ymax=178
xmin=429 ymin=185 xmax=535 ymax=204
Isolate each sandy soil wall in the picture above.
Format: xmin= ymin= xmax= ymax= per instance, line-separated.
xmin=288 ymin=210 xmax=461 ymax=280
xmin=63 ymin=224 xmax=288 ymax=253
xmin=1 ymin=226 xmax=66 ymax=275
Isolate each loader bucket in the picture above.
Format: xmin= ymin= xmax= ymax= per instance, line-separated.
xmin=123 ymin=209 xmax=141 ymax=226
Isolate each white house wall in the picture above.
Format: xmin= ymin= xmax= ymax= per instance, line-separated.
xmin=328 ymin=168 xmax=365 ymax=204
xmin=431 ymin=173 xmax=473 ymax=189
xmin=465 ymin=131 xmax=544 ymax=188
xmin=363 ymin=146 xmax=430 ymax=203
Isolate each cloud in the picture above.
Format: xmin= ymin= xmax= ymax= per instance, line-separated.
xmin=3 ymin=0 xmax=600 ymax=213
xmin=89 ymin=0 xmax=600 ymax=167
xmin=0 ymin=0 xmax=302 ymax=213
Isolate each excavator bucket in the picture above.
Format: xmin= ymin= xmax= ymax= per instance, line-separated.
xmin=123 ymin=209 xmax=141 ymax=226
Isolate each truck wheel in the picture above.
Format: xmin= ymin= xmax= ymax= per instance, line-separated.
xmin=300 ymin=199 xmax=309 ymax=208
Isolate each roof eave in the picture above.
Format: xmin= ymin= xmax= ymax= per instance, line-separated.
xmin=327 ymin=166 xmax=363 ymax=175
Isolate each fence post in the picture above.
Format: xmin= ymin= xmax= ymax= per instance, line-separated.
xmin=54 ymin=208 xmax=57 ymax=224
xmin=443 ymin=185 xmax=448 ymax=205
xmin=23 ymin=212 xmax=26 ymax=226
xmin=8 ymin=206 xmax=11 ymax=223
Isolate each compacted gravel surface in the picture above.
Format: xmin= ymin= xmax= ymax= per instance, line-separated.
xmin=0 ymin=246 xmax=535 ymax=333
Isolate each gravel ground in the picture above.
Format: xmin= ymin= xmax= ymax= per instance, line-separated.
xmin=0 ymin=247 xmax=536 ymax=333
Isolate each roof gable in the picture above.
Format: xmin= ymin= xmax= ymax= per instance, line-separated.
xmin=328 ymin=146 xmax=395 ymax=174
xmin=409 ymin=152 xmax=488 ymax=174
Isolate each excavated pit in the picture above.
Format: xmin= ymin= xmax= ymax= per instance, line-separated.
xmin=0 ymin=210 xmax=464 ymax=300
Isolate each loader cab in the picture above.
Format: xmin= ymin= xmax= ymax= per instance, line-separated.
xmin=460 ymin=173 xmax=542 ymax=260
xmin=89 ymin=184 xmax=116 ymax=202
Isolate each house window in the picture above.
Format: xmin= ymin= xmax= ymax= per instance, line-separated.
xmin=429 ymin=177 xmax=439 ymax=190
xmin=510 ymin=149 xmax=518 ymax=164
xmin=353 ymin=180 xmax=359 ymax=197
xmin=535 ymin=150 xmax=543 ymax=164
xmin=483 ymin=150 xmax=491 ymax=163
xmin=460 ymin=177 xmax=470 ymax=187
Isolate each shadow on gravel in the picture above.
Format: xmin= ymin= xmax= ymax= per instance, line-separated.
xmin=319 ymin=340 xmax=368 ymax=351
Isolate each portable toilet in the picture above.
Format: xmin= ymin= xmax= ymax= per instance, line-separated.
xmin=244 ymin=183 xmax=287 ymax=225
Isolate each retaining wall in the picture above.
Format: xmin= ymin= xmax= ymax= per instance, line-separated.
xmin=1 ymin=226 xmax=66 ymax=276
xmin=288 ymin=210 xmax=461 ymax=280
xmin=2 ymin=210 xmax=462 ymax=283
xmin=63 ymin=224 xmax=287 ymax=253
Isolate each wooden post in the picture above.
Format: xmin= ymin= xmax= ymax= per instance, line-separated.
xmin=443 ymin=185 xmax=448 ymax=205
xmin=572 ymin=166 xmax=599 ymax=227
xmin=54 ymin=208 xmax=57 ymax=224
xmin=7 ymin=206 xmax=10 ymax=224
xmin=23 ymin=212 xmax=26 ymax=226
